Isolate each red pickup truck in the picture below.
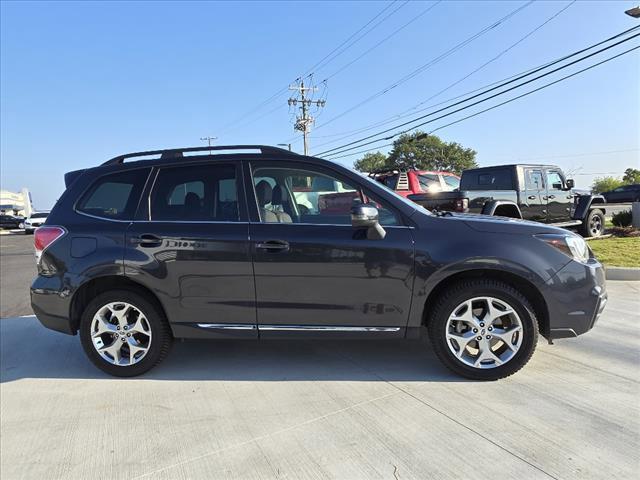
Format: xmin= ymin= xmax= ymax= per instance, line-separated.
xmin=370 ymin=169 xmax=460 ymax=197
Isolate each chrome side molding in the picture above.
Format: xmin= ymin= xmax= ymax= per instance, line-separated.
xmin=195 ymin=324 xmax=400 ymax=333
xmin=196 ymin=323 xmax=257 ymax=330
xmin=258 ymin=325 xmax=401 ymax=332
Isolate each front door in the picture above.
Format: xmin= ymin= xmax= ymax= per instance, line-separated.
xmin=246 ymin=161 xmax=415 ymax=334
xmin=544 ymin=169 xmax=573 ymax=223
xmin=521 ymin=168 xmax=546 ymax=222
xmin=125 ymin=161 xmax=256 ymax=337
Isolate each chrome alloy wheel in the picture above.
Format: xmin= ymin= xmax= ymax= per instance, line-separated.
xmin=445 ymin=297 xmax=523 ymax=369
xmin=90 ymin=302 xmax=152 ymax=366
xmin=589 ymin=215 xmax=603 ymax=236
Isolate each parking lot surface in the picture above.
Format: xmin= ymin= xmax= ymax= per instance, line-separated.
xmin=1 ymin=235 xmax=639 ymax=479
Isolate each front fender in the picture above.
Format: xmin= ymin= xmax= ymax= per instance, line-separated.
xmin=573 ymin=194 xmax=606 ymax=220
xmin=406 ymin=257 xmax=551 ymax=329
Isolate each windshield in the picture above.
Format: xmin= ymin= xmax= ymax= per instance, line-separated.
xmin=418 ymin=174 xmax=442 ymax=192
xmin=358 ymin=173 xmax=432 ymax=214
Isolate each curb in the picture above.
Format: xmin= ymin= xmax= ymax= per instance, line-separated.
xmin=605 ymin=266 xmax=640 ymax=281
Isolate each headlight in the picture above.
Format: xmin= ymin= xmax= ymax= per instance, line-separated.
xmin=535 ymin=233 xmax=590 ymax=263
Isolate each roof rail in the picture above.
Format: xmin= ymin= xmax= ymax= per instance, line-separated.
xmin=102 ymin=145 xmax=298 ymax=166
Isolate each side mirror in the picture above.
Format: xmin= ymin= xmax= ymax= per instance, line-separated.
xmin=351 ymin=204 xmax=386 ymax=240
xmin=566 ymin=179 xmax=575 ymax=190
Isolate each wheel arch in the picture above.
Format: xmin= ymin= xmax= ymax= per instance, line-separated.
xmin=482 ymin=200 xmax=522 ymax=219
xmin=69 ymin=275 xmax=168 ymax=335
xmin=421 ymin=269 xmax=550 ymax=337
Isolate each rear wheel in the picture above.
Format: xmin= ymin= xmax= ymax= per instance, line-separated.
xmin=79 ymin=290 xmax=172 ymax=377
xmin=580 ymin=209 xmax=604 ymax=237
xmin=427 ymin=280 xmax=538 ymax=380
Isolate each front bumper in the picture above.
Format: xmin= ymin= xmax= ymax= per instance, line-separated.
xmin=543 ymin=258 xmax=607 ymax=340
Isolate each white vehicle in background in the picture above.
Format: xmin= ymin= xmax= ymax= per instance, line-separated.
xmin=22 ymin=211 xmax=49 ymax=234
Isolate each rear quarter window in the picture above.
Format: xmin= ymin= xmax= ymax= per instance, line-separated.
xmin=461 ymin=168 xmax=513 ymax=190
xmin=77 ymin=168 xmax=150 ymax=220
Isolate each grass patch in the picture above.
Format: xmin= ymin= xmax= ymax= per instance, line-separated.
xmin=588 ymin=236 xmax=640 ymax=267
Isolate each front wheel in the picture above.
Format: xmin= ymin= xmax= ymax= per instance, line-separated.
xmin=580 ymin=209 xmax=604 ymax=238
xmin=427 ymin=280 xmax=539 ymax=380
xmin=79 ymin=290 xmax=172 ymax=377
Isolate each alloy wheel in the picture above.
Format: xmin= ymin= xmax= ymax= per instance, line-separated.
xmin=590 ymin=215 xmax=603 ymax=236
xmin=445 ymin=296 xmax=523 ymax=369
xmin=90 ymin=302 xmax=152 ymax=366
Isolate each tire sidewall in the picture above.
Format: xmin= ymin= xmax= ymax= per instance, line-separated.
xmin=583 ymin=209 xmax=604 ymax=238
xmin=79 ymin=290 xmax=170 ymax=377
xmin=429 ymin=282 xmax=538 ymax=381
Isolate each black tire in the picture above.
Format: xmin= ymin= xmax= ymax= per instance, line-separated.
xmin=427 ymin=279 xmax=539 ymax=381
xmin=579 ymin=209 xmax=604 ymax=238
xmin=79 ymin=290 xmax=172 ymax=377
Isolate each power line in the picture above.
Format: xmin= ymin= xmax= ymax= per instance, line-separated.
xmin=319 ymin=28 xmax=640 ymax=157
xmin=322 ymin=1 xmax=443 ymax=82
xmin=215 ymin=1 xmax=406 ymax=136
xmin=315 ymin=0 xmax=535 ymax=130
xmin=304 ymin=1 xmax=408 ymax=78
xmin=311 ymin=0 xmax=577 ymax=150
xmin=324 ymin=45 xmax=639 ymax=161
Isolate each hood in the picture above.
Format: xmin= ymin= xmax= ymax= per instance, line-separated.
xmin=440 ymin=212 xmax=568 ymax=235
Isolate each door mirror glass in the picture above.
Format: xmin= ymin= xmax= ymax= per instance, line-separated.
xmin=351 ymin=204 xmax=386 ymax=240
xmin=565 ymin=178 xmax=575 ymax=189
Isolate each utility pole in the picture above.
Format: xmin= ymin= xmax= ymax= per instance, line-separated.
xmin=288 ymin=79 xmax=326 ymax=156
xmin=200 ymin=136 xmax=218 ymax=147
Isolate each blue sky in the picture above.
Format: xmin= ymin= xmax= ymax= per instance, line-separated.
xmin=1 ymin=0 xmax=638 ymax=209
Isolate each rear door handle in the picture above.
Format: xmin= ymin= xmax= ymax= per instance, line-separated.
xmin=527 ymin=195 xmax=537 ymax=200
xmin=547 ymin=195 xmax=555 ymax=199
xmin=131 ymin=234 xmax=162 ymax=247
xmin=255 ymin=240 xmax=290 ymax=253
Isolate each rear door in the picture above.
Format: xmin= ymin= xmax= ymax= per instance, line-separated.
xmin=125 ymin=161 xmax=256 ymax=337
xmin=544 ymin=169 xmax=573 ymax=223
xmin=521 ymin=168 xmax=546 ymax=222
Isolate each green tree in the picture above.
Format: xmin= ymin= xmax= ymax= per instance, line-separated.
xmin=622 ymin=168 xmax=640 ymax=184
xmin=353 ymin=151 xmax=388 ymax=173
xmin=385 ymin=132 xmax=477 ymax=174
xmin=592 ymin=176 xmax=623 ymax=194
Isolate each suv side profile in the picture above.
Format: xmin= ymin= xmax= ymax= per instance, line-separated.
xmin=31 ymin=146 xmax=607 ymax=380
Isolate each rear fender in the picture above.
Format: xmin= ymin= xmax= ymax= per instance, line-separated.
xmin=482 ymin=200 xmax=522 ymax=218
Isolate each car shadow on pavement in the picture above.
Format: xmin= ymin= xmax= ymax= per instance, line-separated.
xmin=0 ymin=316 xmax=464 ymax=383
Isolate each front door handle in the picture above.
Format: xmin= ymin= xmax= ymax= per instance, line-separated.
xmin=527 ymin=195 xmax=537 ymax=200
xmin=255 ymin=240 xmax=290 ymax=253
xmin=131 ymin=234 xmax=162 ymax=247
xmin=547 ymin=195 xmax=555 ymax=199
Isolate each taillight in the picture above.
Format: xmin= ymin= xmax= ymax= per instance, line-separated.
xmin=455 ymin=198 xmax=469 ymax=212
xmin=34 ymin=226 xmax=66 ymax=262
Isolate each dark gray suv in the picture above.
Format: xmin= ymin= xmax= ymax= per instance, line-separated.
xmin=31 ymin=145 xmax=607 ymax=380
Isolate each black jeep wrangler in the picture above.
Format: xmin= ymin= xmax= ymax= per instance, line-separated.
xmin=407 ymin=164 xmax=606 ymax=237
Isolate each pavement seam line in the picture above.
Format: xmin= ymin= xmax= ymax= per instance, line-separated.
xmin=130 ymin=390 xmax=399 ymax=479
xmin=320 ymin=345 xmax=560 ymax=480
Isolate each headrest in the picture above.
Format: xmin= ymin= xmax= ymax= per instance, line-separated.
xmin=255 ymin=180 xmax=272 ymax=206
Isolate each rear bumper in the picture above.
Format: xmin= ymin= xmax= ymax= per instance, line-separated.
xmin=31 ymin=275 xmax=75 ymax=335
xmin=544 ymin=258 xmax=607 ymax=340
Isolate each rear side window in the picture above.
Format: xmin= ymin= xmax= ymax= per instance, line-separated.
xmin=461 ymin=169 xmax=513 ymax=190
xmin=150 ymin=164 xmax=239 ymax=221
xmin=77 ymin=169 xmax=150 ymax=220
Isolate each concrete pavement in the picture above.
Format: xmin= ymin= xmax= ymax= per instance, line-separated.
xmin=1 ymin=281 xmax=638 ymax=479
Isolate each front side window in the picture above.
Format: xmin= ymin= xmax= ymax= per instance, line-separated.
xmin=442 ymin=175 xmax=460 ymax=191
xmin=77 ymin=168 xmax=150 ymax=220
xmin=150 ymin=164 xmax=239 ymax=221
xmin=546 ymin=171 xmax=564 ymax=190
xmin=251 ymin=165 xmax=399 ymax=226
